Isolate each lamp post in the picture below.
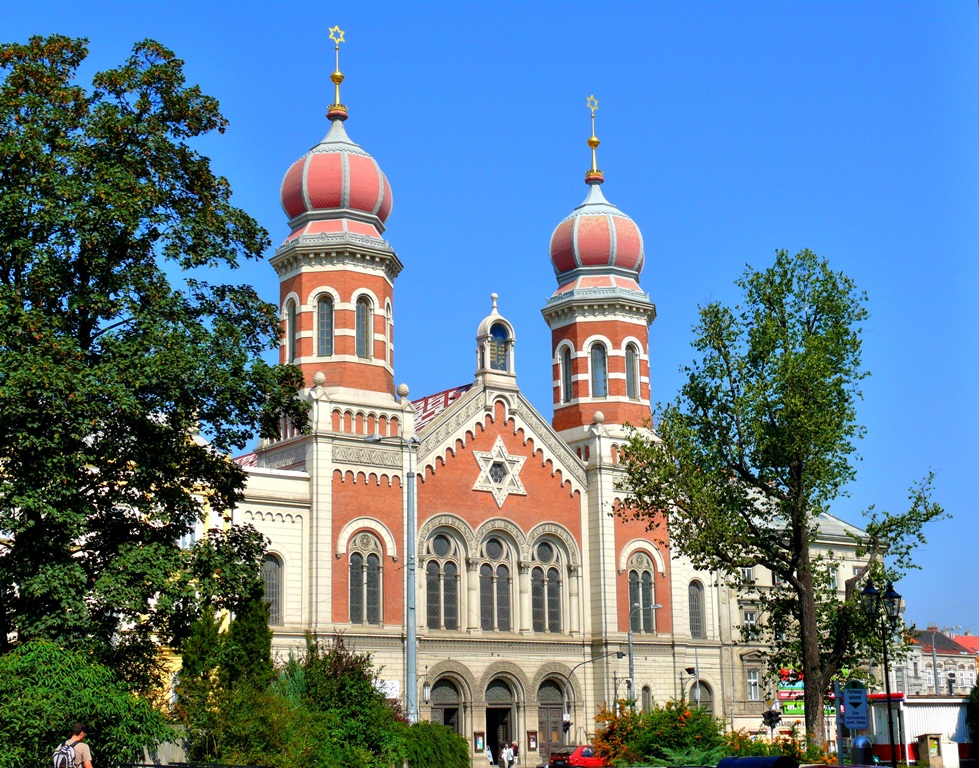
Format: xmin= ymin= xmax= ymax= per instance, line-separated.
xmin=861 ymin=580 xmax=903 ymax=768
xmin=366 ymin=430 xmax=421 ymax=723
xmin=566 ymin=651 xmax=626 ymax=735
xmin=628 ymin=602 xmax=662 ymax=706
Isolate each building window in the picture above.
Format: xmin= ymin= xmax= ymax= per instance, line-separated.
xmin=479 ymin=537 xmax=511 ymax=632
xmin=561 ymin=347 xmax=573 ymax=403
xmin=285 ymin=299 xmax=298 ymax=363
xmin=490 ymin=323 xmax=510 ymax=371
xmin=385 ymin=303 xmax=393 ymax=366
xmin=743 ymin=609 xmax=760 ymax=640
xmin=317 ymin=295 xmax=334 ymax=356
xmin=642 ymin=686 xmax=652 ymax=711
xmin=590 ymin=344 xmax=608 ymax=397
xmin=747 ymin=670 xmax=760 ymax=701
xmin=425 ymin=533 xmax=460 ymax=630
xmin=690 ymin=681 xmax=713 ymax=712
xmin=628 ymin=552 xmax=656 ymax=633
xmin=261 ymin=554 xmax=283 ymax=626
xmin=772 ymin=571 xmax=783 ymax=586
xmin=625 ymin=344 xmax=639 ymax=399
xmin=688 ymin=581 xmax=706 ymax=638
xmin=531 ymin=566 xmax=563 ymax=633
xmin=828 ymin=567 xmax=838 ymax=590
xmin=356 ymin=296 xmax=372 ymax=359
xmin=349 ymin=533 xmax=382 ymax=625
xmin=740 ymin=567 xmax=755 ymax=584
xmin=927 ymin=668 xmax=934 ymax=688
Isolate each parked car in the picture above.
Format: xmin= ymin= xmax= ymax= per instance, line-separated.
xmin=547 ymin=744 xmax=608 ymax=767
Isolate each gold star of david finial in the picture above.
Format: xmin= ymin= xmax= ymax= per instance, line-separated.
xmin=327 ymin=25 xmax=348 ymax=119
xmin=585 ymin=94 xmax=603 ymax=180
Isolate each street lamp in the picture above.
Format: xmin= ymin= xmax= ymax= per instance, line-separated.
xmin=861 ymin=580 xmax=903 ymax=768
xmin=366 ymin=430 xmax=421 ymax=723
xmin=566 ymin=651 xmax=626 ymax=736
xmin=628 ymin=602 xmax=662 ymax=705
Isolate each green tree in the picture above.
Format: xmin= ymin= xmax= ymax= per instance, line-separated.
xmin=0 ymin=34 xmax=308 ymax=687
xmin=619 ymin=249 xmax=945 ymax=746
xmin=967 ymin=681 xmax=979 ymax=744
xmin=0 ymin=640 xmax=172 ymax=768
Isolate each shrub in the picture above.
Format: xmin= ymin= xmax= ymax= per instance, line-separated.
xmin=403 ymin=720 xmax=470 ymax=768
xmin=0 ymin=640 xmax=171 ymax=768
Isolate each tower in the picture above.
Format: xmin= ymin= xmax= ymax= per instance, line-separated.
xmin=542 ymin=96 xmax=657 ymax=440
xmin=273 ymin=26 xmax=400 ymax=395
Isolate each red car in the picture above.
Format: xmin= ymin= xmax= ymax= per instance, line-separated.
xmin=547 ymin=745 xmax=608 ymax=768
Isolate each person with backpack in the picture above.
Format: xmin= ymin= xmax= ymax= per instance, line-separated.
xmin=52 ymin=723 xmax=92 ymax=768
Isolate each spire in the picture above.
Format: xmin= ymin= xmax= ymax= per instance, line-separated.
xmin=327 ymin=25 xmax=348 ymax=121
xmin=585 ymin=94 xmax=604 ymax=185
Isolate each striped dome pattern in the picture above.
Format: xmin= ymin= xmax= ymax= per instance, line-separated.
xmin=549 ymin=183 xmax=644 ymax=280
xmin=280 ymin=118 xmax=392 ymax=225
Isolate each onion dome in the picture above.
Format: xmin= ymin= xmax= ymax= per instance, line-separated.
xmin=279 ymin=120 xmax=393 ymax=226
xmin=548 ymin=95 xmax=645 ymax=285
xmin=278 ymin=25 xmax=392 ymax=235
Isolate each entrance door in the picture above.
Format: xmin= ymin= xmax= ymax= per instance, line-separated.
xmin=486 ymin=706 xmax=512 ymax=764
xmin=485 ymin=679 xmax=515 ymax=765
xmin=537 ymin=679 xmax=565 ymax=763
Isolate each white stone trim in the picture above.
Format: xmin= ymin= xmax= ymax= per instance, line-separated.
xmin=618 ymin=539 xmax=666 ymax=576
xmin=335 ymin=517 xmax=398 ymax=561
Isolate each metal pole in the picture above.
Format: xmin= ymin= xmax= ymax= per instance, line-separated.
xmin=628 ymin=603 xmax=638 ymax=704
xmin=882 ymin=618 xmax=898 ymax=768
xmin=406 ymin=438 xmax=418 ymax=724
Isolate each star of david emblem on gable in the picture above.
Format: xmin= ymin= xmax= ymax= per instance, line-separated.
xmin=472 ymin=436 xmax=527 ymax=508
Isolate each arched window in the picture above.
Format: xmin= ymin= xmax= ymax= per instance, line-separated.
xmin=385 ymin=304 xmax=393 ymax=366
xmin=690 ymin=681 xmax=713 ymax=713
xmin=626 ymin=344 xmax=639 ymax=399
xmin=430 ymin=678 xmax=463 ymax=734
xmin=317 ymin=295 xmax=334 ymax=356
xmin=356 ymin=297 xmax=372 ymax=359
xmin=425 ymin=533 xmax=460 ymax=630
xmin=285 ymin=299 xmax=298 ymax=363
xmin=628 ymin=552 xmax=656 ymax=633
xmin=349 ymin=533 xmax=382 ymax=625
xmin=490 ymin=323 xmax=510 ymax=371
xmin=479 ymin=537 xmax=511 ymax=631
xmin=641 ymin=686 xmax=652 ymax=711
xmin=561 ymin=347 xmax=573 ymax=403
xmin=531 ymin=540 xmax=562 ymax=633
xmin=688 ymin=580 xmax=706 ymax=639
xmin=591 ymin=344 xmax=608 ymax=397
xmin=261 ymin=554 xmax=283 ymax=626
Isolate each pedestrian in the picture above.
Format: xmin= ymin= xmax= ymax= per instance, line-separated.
xmin=511 ymin=740 xmax=519 ymax=765
xmin=54 ymin=723 xmax=93 ymax=768
xmin=501 ymin=741 xmax=513 ymax=768
xmin=485 ymin=742 xmax=494 ymax=765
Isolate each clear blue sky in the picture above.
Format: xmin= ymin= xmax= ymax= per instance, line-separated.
xmin=7 ymin=2 xmax=977 ymax=631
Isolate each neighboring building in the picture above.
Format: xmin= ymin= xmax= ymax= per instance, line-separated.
xmin=227 ymin=37 xmax=870 ymax=764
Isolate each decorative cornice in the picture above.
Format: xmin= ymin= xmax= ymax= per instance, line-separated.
xmin=271 ymin=240 xmax=403 ymax=283
xmin=417 ymin=388 xmax=487 ymax=465
xmin=332 ymin=444 xmax=402 ymax=469
xmin=509 ymin=392 xmax=587 ymax=487
xmin=256 ymin=446 xmax=306 ymax=470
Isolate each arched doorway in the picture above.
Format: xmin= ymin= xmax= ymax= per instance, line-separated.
xmin=485 ymin=679 xmax=514 ymax=766
xmin=537 ymin=679 xmax=565 ymax=763
xmin=431 ymin=678 xmax=463 ymax=735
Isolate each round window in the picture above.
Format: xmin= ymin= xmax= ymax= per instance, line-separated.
xmin=432 ymin=534 xmax=451 ymax=557
xmin=536 ymin=542 xmax=554 ymax=563
xmin=486 ymin=538 xmax=503 ymax=560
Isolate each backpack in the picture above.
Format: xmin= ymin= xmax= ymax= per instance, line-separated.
xmin=52 ymin=741 xmax=76 ymax=768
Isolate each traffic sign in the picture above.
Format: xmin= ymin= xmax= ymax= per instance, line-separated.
xmin=842 ymin=682 xmax=869 ymax=730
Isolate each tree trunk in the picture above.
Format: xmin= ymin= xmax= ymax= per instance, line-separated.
xmin=798 ymin=539 xmax=826 ymax=746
